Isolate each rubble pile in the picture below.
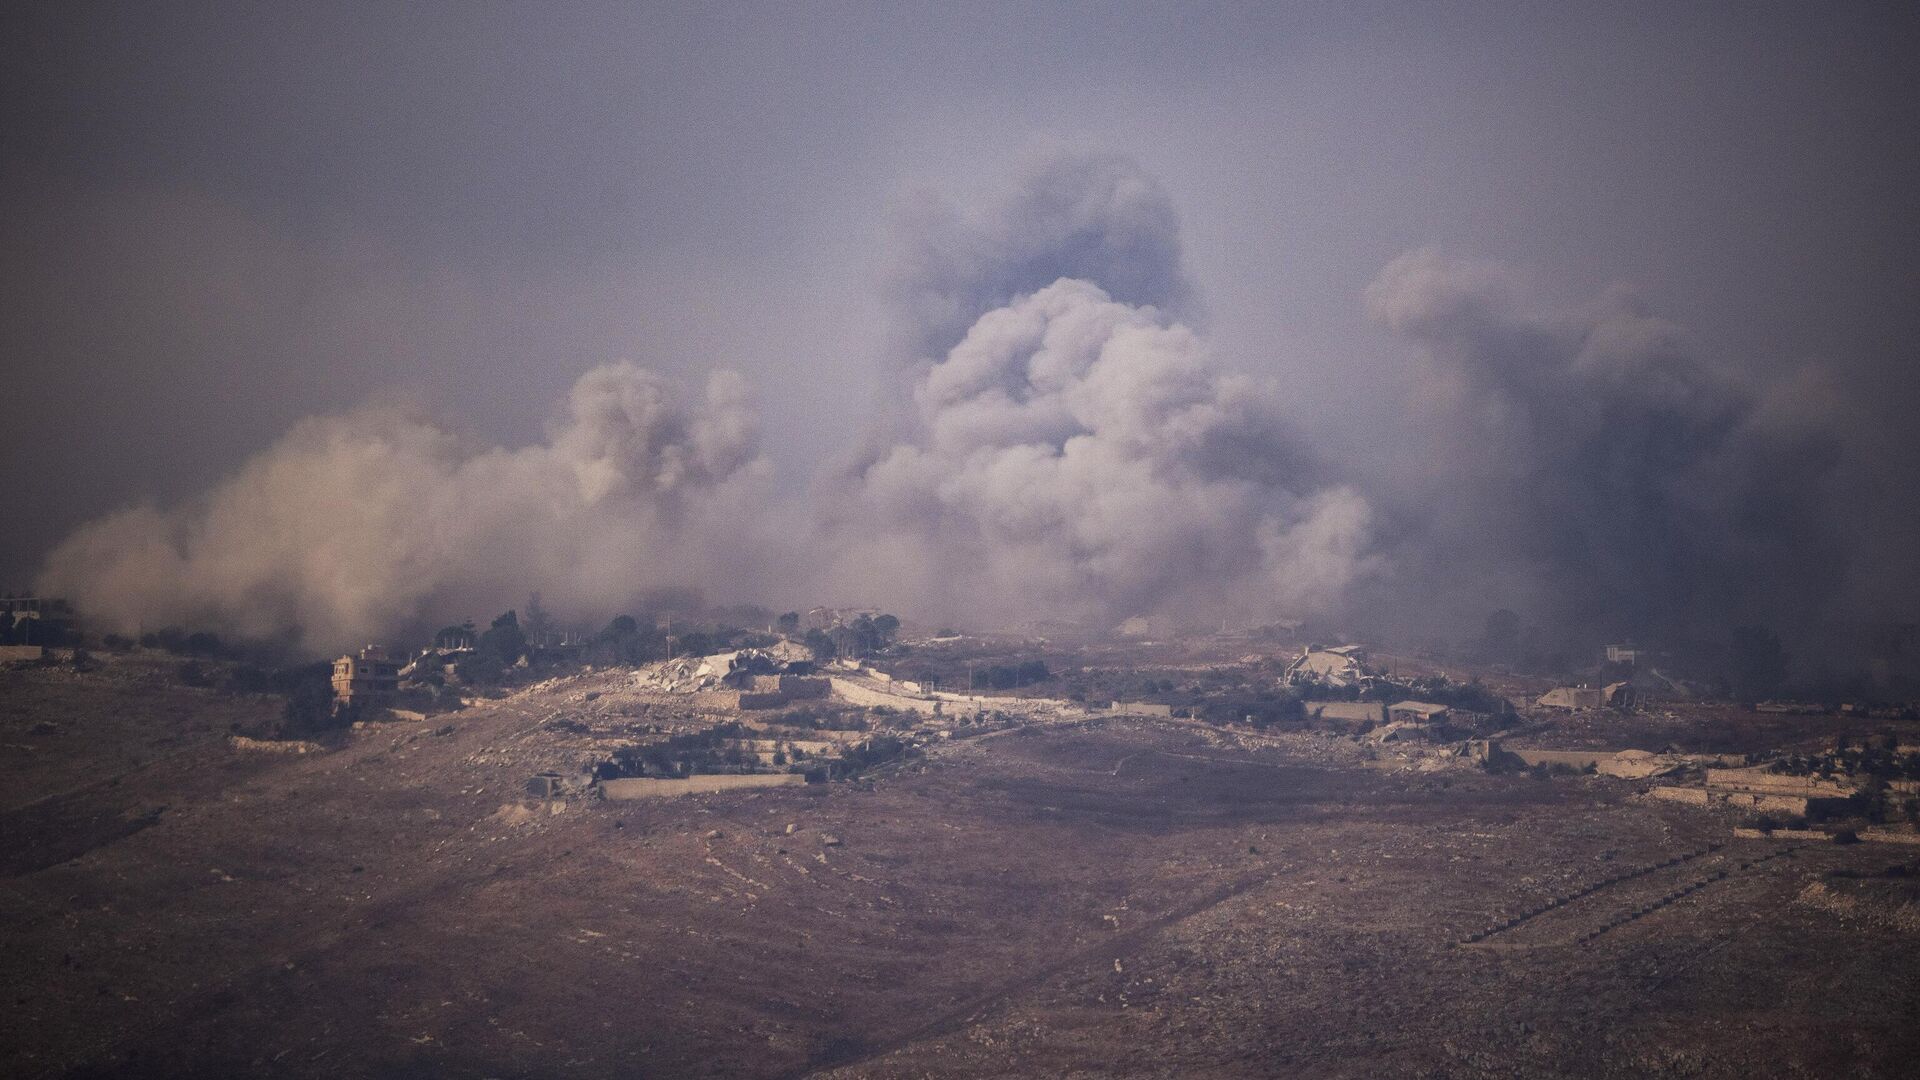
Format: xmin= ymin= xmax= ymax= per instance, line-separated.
xmin=632 ymin=645 xmax=814 ymax=694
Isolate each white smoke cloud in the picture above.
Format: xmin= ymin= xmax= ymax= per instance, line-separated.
xmin=819 ymin=278 xmax=1375 ymax=629
xmin=38 ymin=153 xmax=1382 ymax=650
xmin=38 ymin=363 xmax=774 ymax=651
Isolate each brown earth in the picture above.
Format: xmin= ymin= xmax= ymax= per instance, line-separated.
xmin=2 ymin=657 xmax=1916 ymax=1078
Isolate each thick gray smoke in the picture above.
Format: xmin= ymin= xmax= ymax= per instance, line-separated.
xmin=64 ymin=157 xmax=1848 ymax=653
xmin=819 ymin=277 xmax=1375 ymax=630
xmin=1364 ymin=248 xmax=1846 ymax=645
xmin=38 ymin=363 xmax=776 ymax=652
xmin=887 ymin=152 xmax=1193 ymax=363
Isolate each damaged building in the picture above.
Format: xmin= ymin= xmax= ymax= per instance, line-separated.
xmin=1283 ymin=645 xmax=1377 ymax=689
xmin=1535 ymin=683 xmax=1633 ymax=711
xmin=1651 ymin=766 xmax=1864 ymax=816
xmin=332 ymin=645 xmax=399 ymax=704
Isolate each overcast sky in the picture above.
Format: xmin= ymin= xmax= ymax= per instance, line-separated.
xmin=5 ymin=2 xmax=1917 ymax=632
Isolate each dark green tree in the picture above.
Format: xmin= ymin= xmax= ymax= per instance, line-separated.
xmin=803 ymin=628 xmax=836 ymax=661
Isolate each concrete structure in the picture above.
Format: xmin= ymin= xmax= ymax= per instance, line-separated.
xmin=1106 ymin=701 xmax=1174 ymax=718
xmin=0 ymin=644 xmax=45 ymax=662
xmin=1307 ymin=701 xmax=1386 ymax=724
xmin=1368 ymin=720 xmax=1435 ymax=743
xmin=332 ymin=645 xmax=399 ymax=703
xmin=599 ymin=773 xmax=809 ymax=799
xmin=748 ymin=674 xmax=829 ymax=698
xmin=1388 ymin=701 xmax=1450 ymax=725
xmin=1 ymin=596 xmax=72 ymax=644
xmin=1513 ymin=749 xmax=1615 ymax=771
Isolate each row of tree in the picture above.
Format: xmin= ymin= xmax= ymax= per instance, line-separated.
xmin=796 ymin=613 xmax=901 ymax=661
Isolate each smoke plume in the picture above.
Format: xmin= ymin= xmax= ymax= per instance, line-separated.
xmin=54 ymin=157 xmax=1847 ymax=654
xmin=38 ymin=153 xmax=1376 ymax=649
xmin=39 ymin=363 xmax=774 ymax=652
xmin=1364 ymin=248 xmax=1847 ymax=645
xmin=818 ymin=277 xmax=1374 ymax=630
xmin=887 ymin=152 xmax=1193 ymax=363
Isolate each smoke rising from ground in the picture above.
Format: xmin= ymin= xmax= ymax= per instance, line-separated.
xmin=39 ymin=364 xmax=774 ymax=652
xmin=1364 ymin=248 xmax=1847 ymax=645
xmin=33 ymin=157 xmax=1861 ymax=654
xmin=886 ymin=153 xmax=1193 ymax=363
xmin=819 ymin=277 xmax=1374 ymax=629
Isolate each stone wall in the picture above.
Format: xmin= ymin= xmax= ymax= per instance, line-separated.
xmin=1652 ymin=785 xmax=1811 ymax=814
xmin=1516 ymin=749 xmax=1612 ymax=770
xmin=1706 ymin=767 xmax=1859 ymax=797
xmin=692 ymin=690 xmax=790 ymax=711
xmin=599 ymin=774 xmax=808 ymax=800
xmin=1308 ymin=701 xmax=1385 ymax=724
xmin=749 ymin=675 xmax=829 ymax=698
xmin=828 ymin=677 xmax=945 ymax=715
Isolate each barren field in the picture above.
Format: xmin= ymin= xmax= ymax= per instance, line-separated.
xmin=3 ymin=660 xmax=1916 ymax=1078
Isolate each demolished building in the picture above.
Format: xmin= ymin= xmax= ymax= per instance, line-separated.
xmin=1283 ymin=645 xmax=1377 ymax=689
xmin=1535 ymin=682 xmax=1633 ymax=711
xmin=1388 ymin=700 xmax=1451 ymax=725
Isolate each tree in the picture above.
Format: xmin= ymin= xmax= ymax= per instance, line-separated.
xmin=873 ymin=613 xmax=900 ymax=645
xmin=483 ymin=609 xmax=527 ymax=660
xmin=777 ymin=611 xmax=801 ymax=636
xmin=803 ymin=628 xmax=836 ymax=661
xmin=525 ymin=592 xmax=552 ymax=645
xmin=459 ymin=610 xmax=528 ymax=684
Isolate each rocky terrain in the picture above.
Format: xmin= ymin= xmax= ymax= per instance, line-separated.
xmin=3 ymin=654 xmax=1917 ymax=1078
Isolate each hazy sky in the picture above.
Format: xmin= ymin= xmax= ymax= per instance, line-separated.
xmin=5 ymin=2 xmax=1917 ymax=636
